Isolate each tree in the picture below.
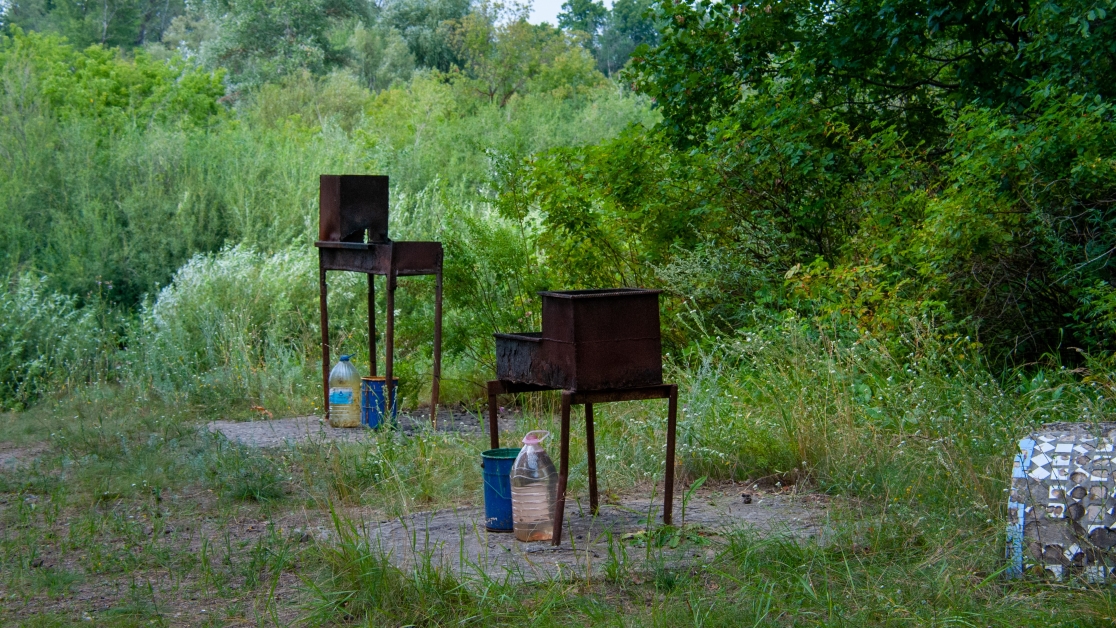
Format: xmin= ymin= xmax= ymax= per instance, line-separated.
xmin=621 ymin=0 xmax=1116 ymax=361
xmin=382 ymin=0 xmax=472 ymax=71
xmin=349 ymin=22 xmax=415 ymax=91
xmin=449 ymin=2 xmax=596 ymax=106
xmin=557 ymin=0 xmax=606 ymax=34
xmin=557 ymin=0 xmax=657 ymax=75
xmin=1 ymin=0 xmax=187 ymax=48
xmin=198 ymin=0 xmax=359 ymax=89
xmin=596 ymin=0 xmax=657 ymax=75
xmin=631 ymin=0 xmax=1116 ymax=145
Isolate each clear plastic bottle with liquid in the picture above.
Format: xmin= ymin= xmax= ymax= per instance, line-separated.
xmin=328 ymin=355 xmax=361 ymax=428
xmin=510 ymin=430 xmax=558 ymax=542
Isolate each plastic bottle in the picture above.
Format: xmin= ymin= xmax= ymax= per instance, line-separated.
xmin=328 ymin=355 xmax=361 ymax=428
xmin=510 ymin=430 xmax=558 ymax=542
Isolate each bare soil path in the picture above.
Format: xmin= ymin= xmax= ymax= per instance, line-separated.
xmin=205 ymin=414 xmax=829 ymax=583
xmin=206 ymin=408 xmax=514 ymax=447
xmin=347 ymin=486 xmax=827 ymax=582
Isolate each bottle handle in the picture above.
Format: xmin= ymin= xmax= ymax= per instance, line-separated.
xmin=524 ymin=430 xmax=550 ymax=443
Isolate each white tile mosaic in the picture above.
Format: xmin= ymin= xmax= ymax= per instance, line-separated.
xmin=1087 ymin=505 xmax=1104 ymax=522
xmin=1009 ymin=423 xmax=1116 ymax=581
xmin=1030 ymin=466 xmax=1052 ymax=480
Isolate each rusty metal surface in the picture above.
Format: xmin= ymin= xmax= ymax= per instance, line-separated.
xmin=495 ymin=333 xmax=574 ymax=389
xmin=318 ymin=245 xmax=391 ymax=274
xmin=317 ymin=242 xmax=443 ymax=276
xmin=393 ymin=242 xmax=443 ymax=275
xmin=540 ymin=288 xmax=662 ymax=343
xmin=569 ymin=385 xmax=674 ymax=404
xmin=319 ymin=175 xmax=389 ymax=243
xmin=494 ymin=288 xmax=663 ymax=391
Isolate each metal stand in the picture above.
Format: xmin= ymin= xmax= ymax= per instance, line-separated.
xmin=318 ymin=240 xmax=443 ymax=427
xmin=486 ymin=380 xmax=678 ymax=546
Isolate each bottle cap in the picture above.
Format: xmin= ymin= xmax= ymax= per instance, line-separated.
xmin=523 ymin=430 xmax=549 ymax=446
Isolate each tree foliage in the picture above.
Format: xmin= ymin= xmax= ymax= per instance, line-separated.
xmin=448 ymin=2 xmax=601 ymax=106
xmin=382 ymin=0 xmax=473 ymax=71
xmin=1 ymin=0 xmax=186 ymax=48
xmin=631 ymin=0 xmax=1116 ymax=144
xmin=607 ymin=0 xmax=1116 ymax=361
xmin=557 ymin=0 xmax=659 ymax=75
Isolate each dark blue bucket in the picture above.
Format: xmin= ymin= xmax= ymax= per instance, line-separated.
xmin=481 ymin=448 xmax=520 ymax=532
xmin=361 ymin=377 xmax=399 ymax=429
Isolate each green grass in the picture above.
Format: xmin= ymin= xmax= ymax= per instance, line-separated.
xmin=2 ymin=327 xmax=1116 ymax=624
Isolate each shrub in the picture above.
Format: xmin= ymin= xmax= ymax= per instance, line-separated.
xmin=0 ymin=275 xmax=118 ymax=409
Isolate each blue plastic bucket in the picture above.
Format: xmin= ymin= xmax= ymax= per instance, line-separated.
xmin=481 ymin=448 xmax=520 ymax=532
xmin=361 ymin=377 xmax=399 ymax=429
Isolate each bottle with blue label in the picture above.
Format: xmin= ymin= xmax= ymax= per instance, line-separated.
xmin=328 ymin=355 xmax=361 ymax=428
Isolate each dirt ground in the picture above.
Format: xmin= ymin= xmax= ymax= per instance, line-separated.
xmin=206 ymin=407 xmax=515 ymax=448
xmin=2 ymin=410 xmax=832 ymax=626
xmin=342 ymin=485 xmax=828 ymax=582
xmin=206 ymin=414 xmax=828 ymax=583
xmin=0 ymin=443 xmax=47 ymax=469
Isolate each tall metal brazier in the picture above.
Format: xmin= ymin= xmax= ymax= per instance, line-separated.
xmin=316 ymin=175 xmax=444 ymax=426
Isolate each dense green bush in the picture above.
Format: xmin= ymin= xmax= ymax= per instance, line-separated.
xmin=0 ymin=25 xmax=654 ymax=410
xmin=4 ymin=0 xmax=1116 ymax=412
xmin=0 ymin=275 xmax=119 ymax=409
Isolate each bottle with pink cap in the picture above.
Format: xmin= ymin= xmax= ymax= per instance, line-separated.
xmin=510 ymin=430 xmax=558 ymax=542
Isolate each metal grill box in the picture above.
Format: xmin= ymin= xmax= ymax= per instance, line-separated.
xmin=318 ymin=175 xmax=389 ymax=244
xmin=495 ymin=289 xmax=662 ymax=390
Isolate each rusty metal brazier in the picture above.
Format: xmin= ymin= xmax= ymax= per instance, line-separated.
xmin=315 ymin=175 xmax=444 ymax=427
xmin=487 ymin=288 xmax=677 ymax=548
xmin=494 ymin=289 xmax=663 ymax=390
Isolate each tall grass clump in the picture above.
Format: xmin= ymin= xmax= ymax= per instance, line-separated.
xmin=130 ymin=246 xmax=368 ymax=415
xmin=0 ymin=274 xmax=120 ymax=409
xmin=672 ymin=317 xmax=1106 ymax=522
xmin=205 ymin=437 xmax=287 ymax=502
xmin=305 ymin=506 xmax=476 ymax=625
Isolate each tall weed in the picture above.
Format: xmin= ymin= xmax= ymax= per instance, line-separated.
xmin=0 ymin=275 xmax=119 ymax=409
xmin=670 ymin=316 xmax=1108 ymax=532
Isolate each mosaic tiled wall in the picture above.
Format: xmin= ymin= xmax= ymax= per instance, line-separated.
xmin=1008 ymin=423 xmax=1116 ymax=581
